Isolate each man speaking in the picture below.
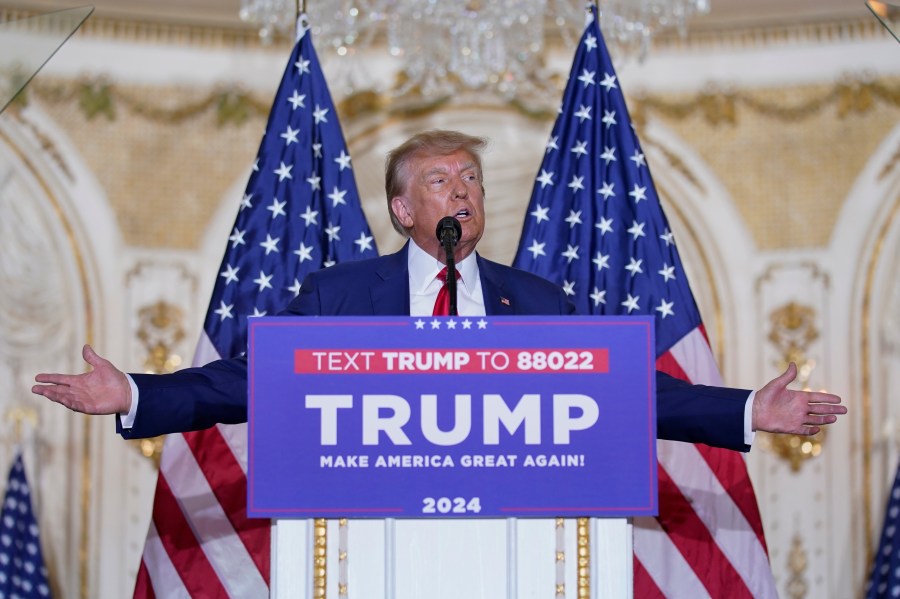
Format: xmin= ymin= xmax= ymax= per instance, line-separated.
xmin=31 ymin=130 xmax=846 ymax=448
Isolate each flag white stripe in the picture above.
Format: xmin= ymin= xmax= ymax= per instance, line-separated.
xmin=633 ymin=516 xmax=711 ymax=599
xmin=668 ymin=327 xmax=724 ymax=386
xmin=162 ymin=434 xmax=268 ymax=598
xmin=216 ymin=422 xmax=250 ymax=474
xmin=141 ymin=521 xmax=191 ymax=599
xmin=657 ymin=440 xmax=778 ymax=597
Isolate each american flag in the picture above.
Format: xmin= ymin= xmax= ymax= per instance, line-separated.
xmin=132 ymin=15 xmax=376 ymax=598
xmin=865 ymin=463 xmax=900 ymax=598
xmin=512 ymin=7 xmax=777 ymax=597
xmin=0 ymin=452 xmax=51 ymax=599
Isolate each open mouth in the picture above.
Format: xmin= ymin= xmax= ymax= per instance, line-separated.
xmin=454 ymin=208 xmax=471 ymax=220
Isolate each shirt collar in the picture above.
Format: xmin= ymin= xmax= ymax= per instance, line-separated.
xmin=407 ymin=239 xmax=479 ymax=294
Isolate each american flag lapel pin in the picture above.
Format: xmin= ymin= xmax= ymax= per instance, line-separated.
xmin=501 ymin=297 xmax=510 ymax=306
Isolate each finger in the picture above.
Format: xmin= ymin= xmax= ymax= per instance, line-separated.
xmin=804 ymin=414 xmax=838 ymax=426
xmin=795 ymin=425 xmax=820 ymax=436
xmin=806 ymin=403 xmax=848 ymax=415
xmin=774 ymin=362 xmax=798 ymax=387
xmin=82 ymin=344 xmax=104 ymax=367
xmin=804 ymin=392 xmax=844 ymax=405
xmin=34 ymin=373 xmax=76 ymax=385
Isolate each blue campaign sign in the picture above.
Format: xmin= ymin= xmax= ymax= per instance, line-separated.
xmin=247 ymin=316 xmax=657 ymax=518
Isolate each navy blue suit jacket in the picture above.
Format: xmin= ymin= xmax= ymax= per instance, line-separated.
xmin=124 ymin=244 xmax=751 ymax=451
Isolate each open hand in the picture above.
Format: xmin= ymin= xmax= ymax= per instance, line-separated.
xmin=752 ymin=362 xmax=846 ymax=435
xmin=32 ymin=344 xmax=131 ymax=415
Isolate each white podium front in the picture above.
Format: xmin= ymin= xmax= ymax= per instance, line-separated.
xmin=271 ymin=517 xmax=633 ymax=598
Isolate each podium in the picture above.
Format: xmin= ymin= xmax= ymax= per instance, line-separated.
xmin=249 ymin=316 xmax=656 ymax=598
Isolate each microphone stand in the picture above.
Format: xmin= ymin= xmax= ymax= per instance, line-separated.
xmin=442 ymin=234 xmax=458 ymax=316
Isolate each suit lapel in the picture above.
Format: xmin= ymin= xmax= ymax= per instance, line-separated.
xmin=370 ymin=243 xmax=411 ymax=316
xmin=478 ymin=255 xmax=515 ymax=316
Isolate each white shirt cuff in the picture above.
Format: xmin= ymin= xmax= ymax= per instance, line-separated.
xmin=119 ymin=374 xmax=140 ymax=429
xmin=744 ymin=390 xmax=756 ymax=447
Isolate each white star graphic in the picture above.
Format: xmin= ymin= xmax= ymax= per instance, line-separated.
xmin=415 ymin=319 xmax=425 ymax=330
xmin=280 ymin=125 xmax=300 ymax=145
xmin=621 ymin=294 xmax=640 ymax=313
xmin=214 ymin=301 xmax=234 ymax=321
xmin=658 ymin=263 xmax=676 ymax=282
xmin=328 ymin=186 xmax=348 ymax=207
xmin=240 ymin=193 xmax=253 ymax=211
xmin=306 ymin=174 xmax=322 ymax=191
xmin=446 ymin=319 xmax=458 ymax=330
xmin=592 ymin=251 xmax=610 ymax=271
xmin=530 ymin=205 xmax=550 ymax=223
xmin=562 ymin=244 xmax=580 ymax=263
xmin=630 ymin=150 xmax=646 ymax=168
xmin=300 ymin=205 xmax=319 ymax=226
xmin=324 ymin=259 xmax=336 ymax=268
xmin=312 ymin=143 xmax=322 ymax=158
xmin=462 ymin=319 xmax=473 ymax=329
xmin=590 ymin=287 xmax=606 ymax=306
xmin=431 ymin=319 xmax=442 ymax=330
xmin=220 ymin=264 xmax=239 ymax=284
xmin=334 ymin=150 xmax=352 ymax=171
xmin=527 ymin=239 xmax=546 ymax=259
xmin=598 ymin=181 xmax=616 ymax=200
xmin=260 ymin=234 xmax=280 ymax=255
xmin=584 ymin=34 xmax=598 ymax=50
xmin=600 ymin=146 xmax=617 ymax=164
xmin=313 ymin=105 xmax=329 ymax=124
xmin=627 ymin=220 xmax=646 ymax=239
xmin=325 ymin=223 xmax=341 ymax=241
xmin=536 ymin=170 xmax=554 ymax=188
xmin=546 ymin=135 xmax=559 ymax=153
xmin=229 ymin=228 xmax=246 ymax=248
xmin=251 ymin=307 xmax=268 ymax=317
xmin=253 ymin=270 xmax=274 ymax=292
xmin=565 ymin=210 xmax=583 ymax=228
xmin=602 ymin=110 xmax=617 ymax=128
xmin=477 ymin=319 xmax=488 ymax=329
xmin=625 ymin=257 xmax=643 ymax=276
xmin=568 ymin=175 xmax=585 ymax=192
xmin=595 ymin=216 xmax=614 ymax=235
xmin=267 ymin=198 xmax=287 ymax=218
xmin=252 ymin=158 xmax=259 ymax=172
xmin=295 ymin=57 xmax=311 ymax=74
xmin=577 ymin=69 xmax=596 ymax=87
xmin=660 ymin=229 xmax=675 ymax=246
xmin=355 ymin=231 xmax=374 ymax=252
xmin=294 ymin=242 xmax=313 ymax=263
xmin=600 ymin=72 xmax=617 ymax=91
xmin=562 ymin=280 xmax=576 ymax=296
xmin=287 ymin=90 xmax=306 ymax=109
xmin=273 ymin=162 xmax=293 ymax=181
xmin=571 ymin=140 xmax=588 ymax=158
xmin=288 ymin=279 xmax=302 ymax=297
xmin=629 ymin=184 xmax=648 ymax=203
xmin=574 ymin=105 xmax=592 ymax=122
xmin=656 ymin=299 xmax=675 ymax=319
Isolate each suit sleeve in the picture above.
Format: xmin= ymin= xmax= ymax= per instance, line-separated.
xmin=655 ymin=370 xmax=751 ymax=452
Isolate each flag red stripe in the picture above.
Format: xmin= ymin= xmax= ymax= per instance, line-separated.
xmin=656 ymin=466 xmax=754 ymax=598
xmin=657 ymin=349 xmax=768 ymax=547
xmin=694 ymin=444 xmax=768 ymax=548
xmin=183 ymin=428 xmax=271 ymax=582
xmin=633 ymin=556 xmax=667 ymax=599
xmin=150 ymin=474 xmax=231 ymax=599
xmin=132 ymin=560 xmax=156 ymax=599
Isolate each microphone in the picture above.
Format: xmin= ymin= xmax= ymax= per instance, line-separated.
xmin=434 ymin=216 xmax=461 ymax=316
xmin=435 ymin=216 xmax=461 ymax=248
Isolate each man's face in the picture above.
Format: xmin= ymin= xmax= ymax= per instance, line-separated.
xmin=390 ymin=149 xmax=486 ymax=262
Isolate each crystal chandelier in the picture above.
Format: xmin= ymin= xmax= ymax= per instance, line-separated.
xmin=239 ymin=0 xmax=710 ymax=102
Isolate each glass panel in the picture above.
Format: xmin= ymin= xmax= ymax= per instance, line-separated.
xmin=0 ymin=6 xmax=94 ymax=114
xmin=867 ymin=0 xmax=900 ymax=43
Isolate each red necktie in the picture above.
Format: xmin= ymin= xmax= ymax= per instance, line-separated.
xmin=432 ymin=267 xmax=461 ymax=316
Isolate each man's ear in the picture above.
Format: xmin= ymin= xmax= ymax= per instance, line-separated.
xmin=391 ymin=196 xmax=414 ymax=228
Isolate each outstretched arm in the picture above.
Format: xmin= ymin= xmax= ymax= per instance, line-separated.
xmin=752 ymin=362 xmax=846 ymax=435
xmin=32 ymin=345 xmax=131 ymax=415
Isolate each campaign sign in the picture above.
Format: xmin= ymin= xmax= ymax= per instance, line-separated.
xmin=248 ymin=316 xmax=656 ymax=518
